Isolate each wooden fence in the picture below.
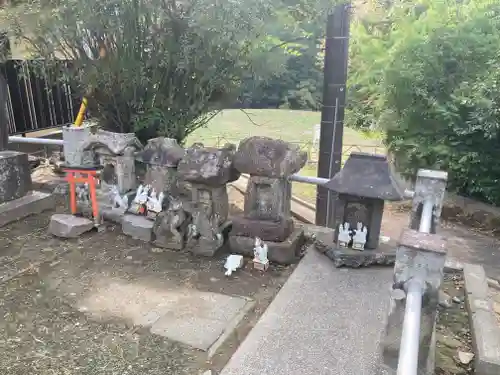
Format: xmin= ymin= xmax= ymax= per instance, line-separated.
xmin=1 ymin=60 xmax=80 ymax=135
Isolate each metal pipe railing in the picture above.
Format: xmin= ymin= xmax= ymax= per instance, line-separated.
xmin=397 ymin=278 xmax=424 ymax=375
xmin=288 ymin=173 xmax=415 ymax=199
xmin=289 ymin=174 xmax=329 ymax=185
xmin=396 ymin=196 xmax=434 ymax=374
xmin=419 ymin=199 xmax=433 ymax=234
xmin=9 ymin=136 xmax=63 ymax=146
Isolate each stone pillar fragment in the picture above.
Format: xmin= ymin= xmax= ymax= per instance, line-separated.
xmin=381 ymin=229 xmax=447 ymax=375
xmin=62 ymin=122 xmax=94 ymax=166
xmin=177 ymin=143 xmax=239 ymax=256
xmin=0 ymin=151 xmax=32 ymax=203
xmin=410 ymin=169 xmax=448 ymax=234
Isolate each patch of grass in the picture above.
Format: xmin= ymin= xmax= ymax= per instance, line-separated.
xmin=188 ymin=109 xmax=385 ymax=204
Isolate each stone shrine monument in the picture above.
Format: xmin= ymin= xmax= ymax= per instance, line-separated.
xmin=323 ymin=152 xmax=405 ymax=267
xmin=81 ymin=129 xmax=142 ymax=195
xmin=79 ymin=129 xmax=143 ymax=222
xmin=135 ymin=137 xmax=185 ymax=219
xmin=177 ymin=143 xmax=240 ymax=256
xmin=0 ymin=151 xmax=55 ymax=226
xmin=135 ymin=137 xmax=185 ymax=196
xmin=131 ymin=137 xmax=189 ymax=249
xmin=229 ymin=136 xmax=307 ymax=264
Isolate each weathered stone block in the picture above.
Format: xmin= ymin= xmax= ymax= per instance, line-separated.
xmin=234 ymin=136 xmax=307 ymax=178
xmin=62 ymin=123 xmax=94 ymax=166
xmin=122 ymin=214 xmax=154 ymax=242
xmin=0 ymin=151 xmax=32 ymax=204
xmin=187 ymin=221 xmax=232 ymax=257
xmin=190 ymin=184 xmax=229 ymax=225
xmin=143 ymin=164 xmax=178 ymax=196
xmin=49 ymin=214 xmax=94 ymax=238
xmin=230 ymin=216 xmax=293 ymax=242
xmin=177 ymin=143 xmax=240 ymax=186
xmin=135 ymin=137 xmax=185 ymax=167
xmin=469 ymin=309 xmax=500 ymax=375
xmin=410 ymin=169 xmax=448 ymax=234
xmin=463 ymin=263 xmax=488 ymax=300
xmin=152 ymin=214 xmax=190 ymax=251
xmin=325 ymin=243 xmax=396 ymax=268
xmin=229 ymin=229 xmax=304 ymax=265
xmin=0 ymin=190 xmax=55 ymax=227
xmin=244 ymin=176 xmax=291 ymax=221
xmin=464 ymin=264 xmax=500 ymax=375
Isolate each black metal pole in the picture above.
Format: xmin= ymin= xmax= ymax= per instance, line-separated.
xmin=315 ymin=3 xmax=351 ymax=227
xmin=0 ymin=31 xmax=10 ymax=146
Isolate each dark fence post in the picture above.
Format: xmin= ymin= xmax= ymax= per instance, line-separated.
xmin=316 ymin=3 xmax=351 ymax=227
xmin=0 ymin=31 xmax=10 ymax=148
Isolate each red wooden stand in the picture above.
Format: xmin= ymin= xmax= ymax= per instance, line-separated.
xmin=62 ymin=166 xmax=102 ymax=221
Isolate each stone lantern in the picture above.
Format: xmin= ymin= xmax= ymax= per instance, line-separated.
xmin=323 ymin=152 xmax=406 ymax=267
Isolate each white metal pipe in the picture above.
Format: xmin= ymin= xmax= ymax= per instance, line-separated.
xmin=419 ymin=198 xmax=434 ymax=234
xmin=288 ymin=174 xmax=415 ymax=199
xmin=397 ymin=278 xmax=424 ymax=375
xmin=289 ymin=174 xmax=330 ymax=185
xmin=9 ymin=136 xmax=63 ymax=146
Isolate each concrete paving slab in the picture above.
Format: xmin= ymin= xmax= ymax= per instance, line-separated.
xmin=220 ymin=249 xmax=393 ymax=375
xmin=49 ymin=214 xmax=94 ymax=238
xmin=150 ymin=292 xmax=251 ymax=351
xmin=77 ymin=278 xmax=252 ymax=352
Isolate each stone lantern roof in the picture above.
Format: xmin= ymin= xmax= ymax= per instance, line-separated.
xmin=324 ymin=152 xmax=405 ymax=201
xmin=135 ymin=137 xmax=185 ymax=167
xmin=81 ymin=129 xmax=143 ymax=156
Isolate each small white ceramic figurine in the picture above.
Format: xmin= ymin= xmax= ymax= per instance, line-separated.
xmin=110 ymin=186 xmax=128 ymax=210
xmin=146 ymin=189 xmax=164 ymax=214
xmin=76 ymin=183 xmax=90 ymax=204
xmin=253 ymin=237 xmax=269 ymax=271
xmin=337 ymin=222 xmax=351 ymax=248
xmin=224 ymin=254 xmax=244 ymax=276
xmin=352 ymin=222 xmax=368 ymax=250
xmin=253 ymin=237 xmax=269 ymax=264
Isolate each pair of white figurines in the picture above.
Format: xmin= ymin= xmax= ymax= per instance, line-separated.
xmin=130 ymin=184 xmax=165 ymax=214
xmin=338 ymin=222 xmax=368 ymax=250
xmin=224 ymin=237 xmax=269 ymax=276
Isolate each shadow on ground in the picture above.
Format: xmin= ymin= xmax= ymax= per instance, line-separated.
xmin=0 ymin=193 xmax=293 ymax=374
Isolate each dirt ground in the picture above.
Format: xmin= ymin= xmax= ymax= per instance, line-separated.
xmin=435 ymin=272 xmax=473 ymax=375
xmin=0 ymin=188 xmax=294 ymax=375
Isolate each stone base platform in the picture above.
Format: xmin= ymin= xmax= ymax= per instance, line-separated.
xmin=0 ymin=190 xmax=55 ymax=227
xmin=77 ymin=201 xmax=128 ymax=225
xmin=122 ymin=214 xmax=154 ymax=242
xmin=230 ymin=216 xmax=293 ymax=242
xmin=324 ymin=242 xmax=397 ymax=268
xmin=229 ymin=229 xmax=304 ymax=265
xmin=187 ymin=221 xmax=232 ymax=257
xmin=49 ymin=214 xmax=94 ymax=238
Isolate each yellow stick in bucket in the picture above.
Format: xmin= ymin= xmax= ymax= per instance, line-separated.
xmin=74 ymin=97 xmax=88 ymax=127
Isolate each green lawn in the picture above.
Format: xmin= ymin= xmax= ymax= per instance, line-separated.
xmin=188 ymin=109 xmax=385 ymax=204
xmin=187 ymin=109 xmax=383 ymax=148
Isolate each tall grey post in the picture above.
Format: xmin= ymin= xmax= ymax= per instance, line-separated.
xmin=0 ymin=73 xmax=9 ymax=151
xmin=410 ymin=169 xmax=448 ymax=234
xmin=381 ymin=229 xmax=448 ymax=374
